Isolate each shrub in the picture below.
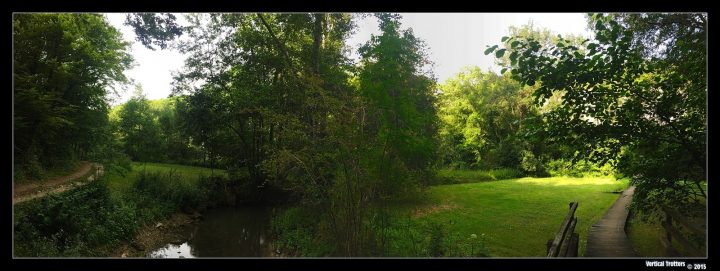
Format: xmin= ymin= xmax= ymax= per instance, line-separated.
xmin=130 ymin=169 xmax=212 ymax=218
xmin=545 ymin=159 xmax=615 ymax=177
xmin=434 ymin=168 xmax=521 ymax=185
xmin=270 ymin=207 xmax=332 ymax=256
xmin=14 ymin=180 xmax=138 ymax=256
xmin=488 ymin=168 xmax=521 ymax=180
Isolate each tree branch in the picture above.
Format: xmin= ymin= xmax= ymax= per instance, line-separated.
xmin=256 ymin=13 xmax=294 ymax=69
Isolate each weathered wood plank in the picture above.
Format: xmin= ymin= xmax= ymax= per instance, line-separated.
xmin=566 ymin=232 xmax=579 ymax=257
xmin=659 ymin=233 xmax=679 ymax=256
xmin=547 ymin=202 xmax=578 ymax=257
xmin=662 ymin=219 xmax=704 ymax=256
xmin=662 ymin=206 xmax=705 ymax=236
xmin=585 ymin=186 xmax=637 ymax=257
xmin=558 ymin=217 xmax=577 ymax=257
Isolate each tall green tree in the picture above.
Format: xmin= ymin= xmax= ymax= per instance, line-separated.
xmin=437 ymin=67 xmax=541 ymax=171
xmin=173 ymin=13 xmax=356 ymax=195
xmin=357 ymin=13 xmax=439 ymax=196
xmin=14 ymin=13 xmax=133 ymax=178
xmin=114 ymin=87 xmax=164 ymax=162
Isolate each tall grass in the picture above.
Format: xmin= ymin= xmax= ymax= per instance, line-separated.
xmin=434 ymin=168 xmax=522 ymax=185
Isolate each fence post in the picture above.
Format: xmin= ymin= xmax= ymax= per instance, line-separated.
xmin=547 ymin=202 xmax=579 ymax=257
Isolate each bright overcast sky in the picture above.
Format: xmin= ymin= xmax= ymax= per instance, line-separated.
xmin=105 ymin=13 xmax=592 ymax=105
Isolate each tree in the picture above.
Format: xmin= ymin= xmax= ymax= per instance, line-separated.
xmin=357 ymin=13 xmax=439 ymax=196
xmin=436 ymin=67 xmax=541 ymax=171
xmin=114 ymin=87 xmax=164 ymax=162
xmin=14 ymin=13 xmax=133 ymax=178
xmin=486 ymin=13 xmax=706 ymax=217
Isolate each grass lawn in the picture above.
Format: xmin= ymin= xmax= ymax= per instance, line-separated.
xmin=104 ymin=162 xmax=227 ymax=195
xmin=391 ymin=175 xmax=629 ymax=257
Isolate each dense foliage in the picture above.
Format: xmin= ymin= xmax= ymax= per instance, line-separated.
xmin=14 ymin=14 xmax=133 ymax=179
xmin=124 ymin=13 xmax=184 ymax=50
xmin=436 ymin=67 xmax=540 ymax=172
xmin=110 ymin=91 xmax=205 ymax=165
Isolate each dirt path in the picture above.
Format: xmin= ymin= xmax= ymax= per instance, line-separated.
xmin=584 ymin=185 xmax=637 ymax=257
xmin=13 ymin=161 xmax=102 ymax=205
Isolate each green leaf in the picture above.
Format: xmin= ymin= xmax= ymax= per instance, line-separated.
xmin=501 ymin=36 xmax=509 ymax=42
xmin=484 ymin=45 xmax=498 ymax=55
xmin=495 ymin=49 xmax=506 ymax=58
xmin=511 ymin=40 xmax=520 ymax=48
xmin=595 ymin=20 xmax=605 ymax=31
xmin=509 ymin=51 xmax=518 ymax=62
xmin=501 ymin=68 xmax=507 ymax=74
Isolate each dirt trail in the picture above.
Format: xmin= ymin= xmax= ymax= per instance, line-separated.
xmin=13 ymin=161 xmax=102 ymax=205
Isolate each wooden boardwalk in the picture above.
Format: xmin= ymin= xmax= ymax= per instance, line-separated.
xmin=585 ymin=186 xmax=637 ymax=257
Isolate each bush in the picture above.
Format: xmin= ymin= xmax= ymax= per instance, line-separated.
xmin=545 ymin=159 xmax=615 ymax=177
xmin=14 ymin=180 xmax=138 ymax=256
xmin=130 ymin=169 xmax=213 ymax=219
xmin=433 ymin=168 xmax=521 ymax=185
xmin=488 ymin=168 xmax=521 ymax=180
xmin=381 ymin=217 xmax=488 ymax=257
xmin=270 ymin=207 xmax=332 ymax=256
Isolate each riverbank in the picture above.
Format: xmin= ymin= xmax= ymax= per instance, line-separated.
xmin=13 ymin=162 xmax=233 ymax=257
xmin=113 ymin=212 xmax=201 ymax=257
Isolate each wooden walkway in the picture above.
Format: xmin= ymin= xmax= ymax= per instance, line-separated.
xmin=585 ymin=185 xmax=637 ymax=257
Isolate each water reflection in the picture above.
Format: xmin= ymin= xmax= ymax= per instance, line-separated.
xmin=149 ymin=242 xmax=195 ymax=258
xmin=149 ymin=207 xmax=275 ymax=258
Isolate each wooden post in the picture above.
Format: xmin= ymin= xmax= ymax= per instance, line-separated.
xmin=664 ymin=211 xmax=675 ymax=256
xmin=547 ymin=202 xmax=579 ymax=257
xmin=546 ymin=239 xmax=554 ymax=255
xmin=558 ymin=217 xmax=577 ymax=257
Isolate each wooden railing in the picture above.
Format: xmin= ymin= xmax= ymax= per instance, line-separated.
xmin=547 ymin=202 xmax=579 ymax=257
xmin=659 ymin=206 xmax=705 ymax=257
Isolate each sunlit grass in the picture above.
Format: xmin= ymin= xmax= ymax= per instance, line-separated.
xmin=515 ymin=176 xmax=626 ymax=189
xmin=390 ymin=175 xmax=629 ymax=257
xmin=104 ymin=162 xmax=227 ymax=196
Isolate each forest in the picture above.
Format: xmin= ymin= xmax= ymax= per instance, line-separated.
xmin=13 ymin=13 xmax=706 ymax=258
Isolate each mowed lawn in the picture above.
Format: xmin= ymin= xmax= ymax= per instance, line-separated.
xmin=104 ymin=162 xmax=227 ymax=195
xmin=398 ymin=175 xmax=629 ymax=257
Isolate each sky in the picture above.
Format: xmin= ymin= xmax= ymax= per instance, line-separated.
xmin=105 ymin=13 xmax=592 ymax=105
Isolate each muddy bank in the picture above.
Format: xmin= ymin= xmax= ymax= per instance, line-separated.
xmin=113 ymin=212 xmax=202 ymax=257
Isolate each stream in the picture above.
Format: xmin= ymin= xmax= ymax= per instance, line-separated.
xmin=149 ymin=206 xmax=277 ymax=258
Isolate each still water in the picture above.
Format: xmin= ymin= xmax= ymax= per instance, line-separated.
xmin=149 ymin=207 xmax=276 ymax=258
